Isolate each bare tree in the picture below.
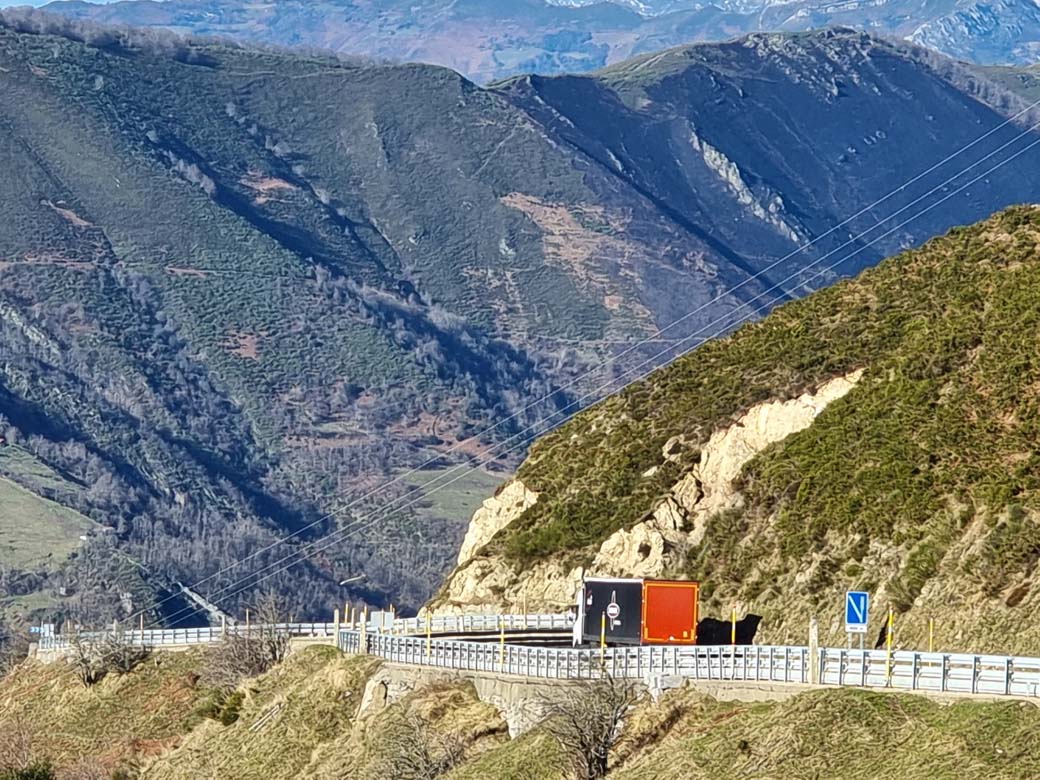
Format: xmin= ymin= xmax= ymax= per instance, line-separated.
xmin=100 ymin=633 xmax=151 ymax=676
xmin=0 ymin=719 xmax=40 ymax=774
xmin=540 ymin=676 xmax=640 ymax=780
xmin=66 ymin=629 xmax=150 ymax=687
xmin=67 ymin=634 xmax=107 ymax=688
xmin=203 ymin=593 xmax=289 ymax=692
xmin=367 ymin=711 xmax=465 ymax=780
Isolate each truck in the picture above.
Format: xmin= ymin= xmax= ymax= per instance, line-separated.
xmin=577 ymin=577 xmax=699 ymax=646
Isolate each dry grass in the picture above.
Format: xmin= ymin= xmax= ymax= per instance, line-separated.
xmin=612 ymin=687 xmax=1040 ymax=780
xmin=6 ymin=648 xmax=1040 ymax=780
xmin=0 ymin=650 xmax=210 ymax=772
xmin=143 ymin=647 xmax=377 ymax=780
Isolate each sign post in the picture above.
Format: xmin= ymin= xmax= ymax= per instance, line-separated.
xmin=845 ymin=591 xmax=869 ymax=651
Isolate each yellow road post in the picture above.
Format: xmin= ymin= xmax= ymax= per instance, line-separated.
xmin=499 ymin=616 xmax=506 ymax=669
xmin=885 ymin=608 xmax=894 ymax=685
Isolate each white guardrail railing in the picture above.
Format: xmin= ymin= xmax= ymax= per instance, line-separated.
xmin=36 ymin=614 xmax=569 ymax=651
xmin=36 ymin=614 xmax=1040 ymax=698
xmin=338 ymin=628 xmax=1040 ymax=698
xmin=37 ymin=622 xmax=338 ymax=650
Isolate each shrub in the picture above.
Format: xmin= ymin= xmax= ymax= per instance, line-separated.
xmin=202 ymin=594 xmax=289 ymax=693
xmin=0 ymin=764 xmax=54 ymax=780
xmin=539 ymin=676 xmax=639 ymax=780
xmin=66 ymin=632 xmax=151 ymax=687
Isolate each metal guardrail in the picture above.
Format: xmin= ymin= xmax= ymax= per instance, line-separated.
xmin=338 ymin=629 xmax=1040 ymax=698
xmin=38 ymin=614 xmax=1040 ymax=699
xmin=37 ymin=622 xmax=339 ymax=651
xmin=340 ymin=630 xmax=810 ymax=683
xmin=819 ymin=648 xmax=1040 ymax=697
xmin=390 ymin=614 xmax=571 ymax=633
xmin=36 ymin=614 xmax=569 ymax=651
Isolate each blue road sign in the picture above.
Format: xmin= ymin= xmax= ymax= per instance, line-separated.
xmin=845 ymin=591 xmax=869 ymax=633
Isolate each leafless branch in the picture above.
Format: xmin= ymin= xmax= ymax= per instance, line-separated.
xmin=540 ymin=676 xmax=640 ymax=780
xmin=367 ymin=710 xmax=465 ymax=780
xmin=66 ymin=629 xmax=150 ymax=687
xmin=203 ymin=593 xmax=289 ymax=692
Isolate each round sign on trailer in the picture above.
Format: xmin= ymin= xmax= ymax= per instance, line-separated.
xmin=606 ymin=601 xmax=620 ymax=619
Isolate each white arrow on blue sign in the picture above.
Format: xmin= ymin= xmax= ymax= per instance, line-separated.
xmin=845 ymin=591 xmax=869 ymax=633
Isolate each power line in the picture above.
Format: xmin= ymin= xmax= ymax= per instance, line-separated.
xmin=122 ymin=96 xmax=1040 ymax=631
xmin=42 ymin=102 xmax=1040 ymax=692
xmin=145 ymin=114 xmax=1040 ymax=630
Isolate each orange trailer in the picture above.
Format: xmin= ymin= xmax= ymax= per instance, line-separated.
xmin=640 ymin=579 xmax=699 ymax=645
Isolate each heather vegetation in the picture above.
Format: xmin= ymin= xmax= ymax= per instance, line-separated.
xmin=0 ymin=19 xmax=605 ymax=620
xmin=484 ymin=207 xmax=1040 ymax=649
xmin=497 ymin=208 xmax=1040 ymax=559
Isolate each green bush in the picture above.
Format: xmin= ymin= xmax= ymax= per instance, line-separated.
xmin=196 ymin=689 xmax=246 ymax=726
xmin=0 ymin=764 xmax=54 ymax=780
xmin=218 ymin=691 xmax=246 ymax=726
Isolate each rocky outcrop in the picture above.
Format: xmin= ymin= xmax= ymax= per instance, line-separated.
xmin=432 ymin=370 xmax=863 ymax=614
xmin=456 ymin=480 xmax=538 ymax=565
xmin=591 ymin=369 xmax=863 ymax=579
xmin=434 ymin=555 xmax=585 ymax=615
xmin=688 ymin=128 xmax=803 ymax=244
xmin=691 ymin=368 xmax=863 ymax=520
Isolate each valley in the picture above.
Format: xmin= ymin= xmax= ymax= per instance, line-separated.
xmin=2 ymin=9 xmax=1040 ymax=776
xmin=3 ymin=17 xmax=1040 ymax=627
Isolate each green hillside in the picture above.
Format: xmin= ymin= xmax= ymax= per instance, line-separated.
xmin=441 ymin=206 xmax=1040 ymax=653
xmin=0 ymin=21 xmax=655 ymax=621
xmin=5 ymin=17 xmax=1040 ymax=625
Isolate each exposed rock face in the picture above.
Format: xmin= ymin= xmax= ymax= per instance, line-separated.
xmin=433 ymin=370 xmax=863 ymax=614
xmin=693 ymin=369 xmax=863 ymax=519
xmin=434 ymin=556 xmax=585 ymax=615
xmin=592 ymin=369 xmax=863 ymax=577
xmin=688 ymin=127 xmax=803 ymax=244
xmin=456 ymin=480 xmax=539 ymax=565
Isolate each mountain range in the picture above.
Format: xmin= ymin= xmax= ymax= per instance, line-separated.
xmin=25 ymin=0 xmax=1040 ymax=83
xmin=3 ymin=14 xmax=1040 ymax=627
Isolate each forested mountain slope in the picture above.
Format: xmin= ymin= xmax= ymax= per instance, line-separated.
xmin=436 ymin=206 xmax=1040 ymax=655
xmin=3 ymin=17 xmax=1040 ymax=626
